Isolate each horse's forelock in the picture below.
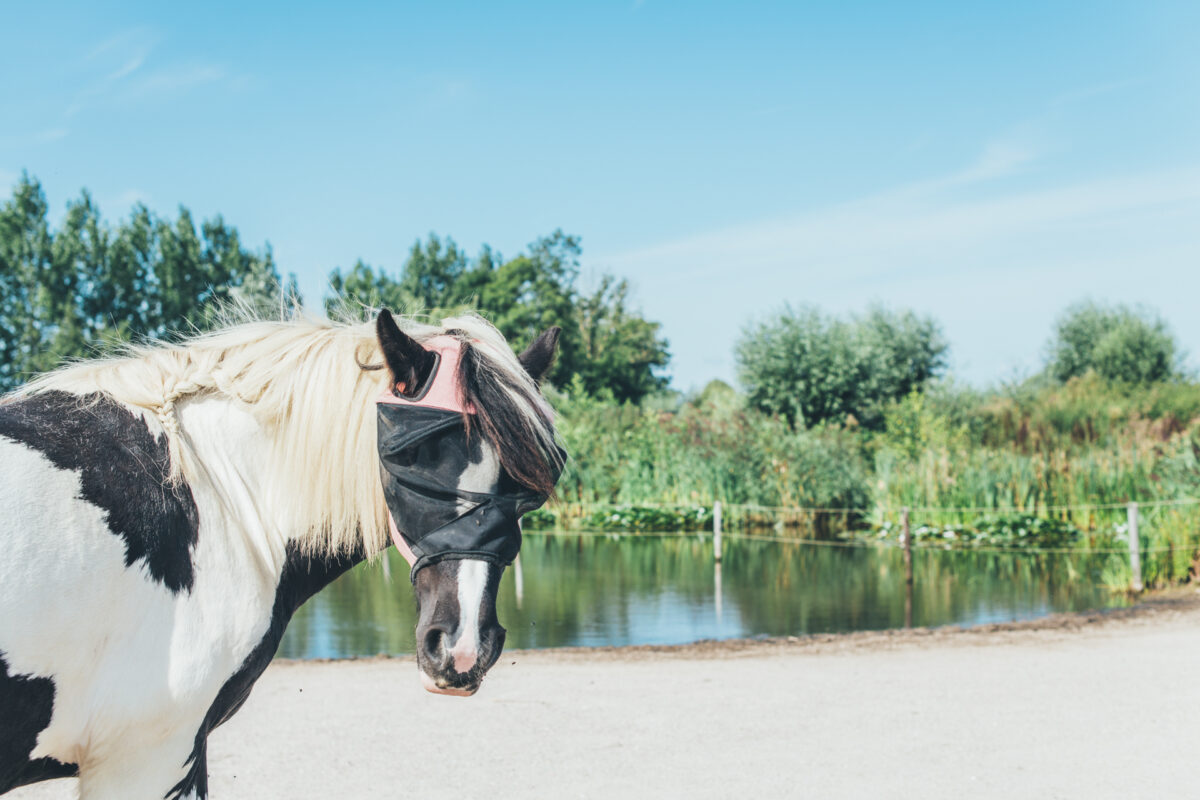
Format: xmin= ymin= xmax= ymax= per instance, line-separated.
xmin=456 ymin=340 xmax=562 ymax=496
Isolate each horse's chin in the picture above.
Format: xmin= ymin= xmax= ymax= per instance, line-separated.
xmin=420 ymin=671 xmax=480 ymax=697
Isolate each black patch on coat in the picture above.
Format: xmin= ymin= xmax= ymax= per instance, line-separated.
xmin=166 ymin=543 xmax=366 ymax=800
xmin=0 ymin=652 xmax=79 ymax=793
xmin=0 ymin=391 xmax=200 ymax=593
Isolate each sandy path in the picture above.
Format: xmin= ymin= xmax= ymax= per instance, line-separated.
xmin=13 ymin=591 xmax=1200 ymax=799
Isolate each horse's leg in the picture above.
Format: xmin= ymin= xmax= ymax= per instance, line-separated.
xmin=75 ymin=724 xmax=208 ymax=800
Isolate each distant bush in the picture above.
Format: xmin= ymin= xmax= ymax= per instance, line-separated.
xmin=736 ymin=305 xmax=947 ymax=430
xmin=1046 ymin=302 xmax=1181 ymax=385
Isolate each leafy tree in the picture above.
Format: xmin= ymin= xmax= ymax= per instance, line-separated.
xmin=735 ymin=305 xmax=947 ymax=430
xmin=0 ymin=174 xmax=297 ymax=390
xmin=397 ymin=234 xmax=472 ymax=309
xmin=571 ymin=275 xmax=668 ymax=401
xmin=0 ymin=176 xmax=53 ymax=386
xmin=327 ymin=259 xmax=418 ymax=316
xmin=474 ymin=231 xmax=581 ymax=383
xmin=1047 ymin=301 xmax=1180 ymax=385
xmin=327 ymin=230 xmax=669 ymax=403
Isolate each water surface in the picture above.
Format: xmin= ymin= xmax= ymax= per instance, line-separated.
xmin=278 ymin=533 xmax=1127 ymax=659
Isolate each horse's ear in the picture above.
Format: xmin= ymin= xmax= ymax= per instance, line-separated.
xmin=376 ymin=309 xmax=437 ymax=395
xmin=518 ymin=326 xmax=561 ymax=383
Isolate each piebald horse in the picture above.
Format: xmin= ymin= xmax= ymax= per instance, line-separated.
xmin=0 ymin=310 xmax=563 ymax=798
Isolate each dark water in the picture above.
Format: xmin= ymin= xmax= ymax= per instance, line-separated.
xmin=277 ymin=533 xmax=1129 ymax=659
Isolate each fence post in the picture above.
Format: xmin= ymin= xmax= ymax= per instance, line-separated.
xmin=902 ymin=507 xmax=913 ymax=628
xmin=1127 ymin=502 xmax=1143 ymax=593
xmin=514 ymin=518 xmax=524 ymax=608
xmin=714 ymin=561 xmax=723 ymax=623
xmin=513 ymin=554 xmax=524 ymax=609
xmin=713 ymin=501 xmax=723 ymax=562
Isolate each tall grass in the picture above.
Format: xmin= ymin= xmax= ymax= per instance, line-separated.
xmin=546 ymin=375 xmax=1200 ymax=586
xmin=551 ymin=380 xmax=870 ymax=510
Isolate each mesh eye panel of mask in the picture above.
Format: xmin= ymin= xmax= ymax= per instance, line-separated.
xmin=375 ymin=335 xmax=557 ymax=581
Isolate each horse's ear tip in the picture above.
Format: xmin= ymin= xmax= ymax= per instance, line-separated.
xmin=376 ymin=308 xmax=398 ymax=335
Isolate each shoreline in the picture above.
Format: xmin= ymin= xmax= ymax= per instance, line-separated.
xmin=277 ymin=584 xmax=1200 ymax=665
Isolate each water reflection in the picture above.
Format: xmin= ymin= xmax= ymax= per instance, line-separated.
xmin=277 ymin=533 xmax=1128 ymax=659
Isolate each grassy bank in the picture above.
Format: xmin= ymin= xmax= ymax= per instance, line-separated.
xmin=540 ymin=374 xmax=1200 ymax=589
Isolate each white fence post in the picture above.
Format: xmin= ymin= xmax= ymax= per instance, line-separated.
xmin=515 ymin=519 xmax=525 ymax=608
xmin=1127 ymin=502 xmax=1143 ymax=593
xmin=902 ymin=507 xmax=913 ymax=628
xmin=713 ymin=501 xmax=723 ymax=562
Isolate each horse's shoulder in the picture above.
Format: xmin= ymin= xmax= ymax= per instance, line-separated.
xmin=0 ymin=391 xmax=201 ymax=594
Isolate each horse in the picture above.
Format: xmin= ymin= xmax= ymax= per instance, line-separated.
xmin=0 ymin=309 xmax=564 ymax=799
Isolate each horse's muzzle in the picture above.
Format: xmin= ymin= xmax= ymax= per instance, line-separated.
xmin=415 ymin=623 xmax=506 ymax=696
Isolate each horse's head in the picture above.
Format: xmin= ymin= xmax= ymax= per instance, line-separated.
xmin=374 ymin=310 xmax=562 ymax=696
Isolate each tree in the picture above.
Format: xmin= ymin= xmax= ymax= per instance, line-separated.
xmin=570 ymin=275 xmax=669 ymax=401
xmin=735 ymin=305 xmax=947 ymax=429
xmin=0 ymin=175 xmax=53 ymax=386
xmin=326 ymin=230 xmax=670 ymax=403
xmin=474 ymin=231 xmax=581 ymax=383
xmin=327 ymin=259 xmax=420 ymax=315
xmin=1047 ymin=302 xmax=1180 ymax=385
xmin=0 ymin=174 xmax=298 ymax=390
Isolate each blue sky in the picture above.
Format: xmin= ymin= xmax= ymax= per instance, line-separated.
xmin=3 ymin=1 xmax=1198 ymax=391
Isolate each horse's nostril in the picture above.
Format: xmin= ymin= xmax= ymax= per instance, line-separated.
xmin=422 ymin=628 xmax=450 ymax=666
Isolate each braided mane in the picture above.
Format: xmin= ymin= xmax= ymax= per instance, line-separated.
xmin=11 ymin=311 xmax=557 ymax=558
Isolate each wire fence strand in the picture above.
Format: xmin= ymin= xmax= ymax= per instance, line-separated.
xmin=553 ymin=497 xmax=1200 ymax=515
xmin=524 ymin=528 xmax=1190 ymax=556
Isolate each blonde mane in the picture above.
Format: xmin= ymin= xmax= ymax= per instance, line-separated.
xmin=15 ymin=311 xmax=553 ymax=559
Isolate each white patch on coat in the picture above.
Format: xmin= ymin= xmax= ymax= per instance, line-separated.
xmin=0 ymin=398 xmax=286 ymax=788
xmin=454 ymin=439 xmax=501 ymax=515
xmin=449 ymin=560 xmax=490 ymax=673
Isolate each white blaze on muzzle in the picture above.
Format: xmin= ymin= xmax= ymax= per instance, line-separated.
xmin=376 ymin=336 xmax=556 ymax=581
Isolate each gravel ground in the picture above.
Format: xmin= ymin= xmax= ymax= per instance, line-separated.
xmin=13 ymin=589 xmax=1200 ymax=799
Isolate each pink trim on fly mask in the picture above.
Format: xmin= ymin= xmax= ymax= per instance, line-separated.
xmin=377 ymin=335 xmax=473 ymax=566
xmin=376 ymin=335 xmax=472 ymax=414
xmin=388 ymin=513 xmax=419 ymax=567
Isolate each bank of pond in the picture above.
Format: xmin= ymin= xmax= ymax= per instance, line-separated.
xmin=278 ymin=532 xmax=1136 ymax=659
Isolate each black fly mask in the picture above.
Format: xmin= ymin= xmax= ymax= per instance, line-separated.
xmin=376 ymin=335 xmax=560 ymax=581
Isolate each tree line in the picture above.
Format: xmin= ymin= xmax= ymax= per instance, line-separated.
xmin=0 ymin=175 xmax=669 ymax=399
xmin=2 ymin=174 xmax=1185 ymax=410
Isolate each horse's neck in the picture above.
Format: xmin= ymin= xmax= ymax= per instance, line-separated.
xmin=175 ymin=396 xmax=298 ymax=575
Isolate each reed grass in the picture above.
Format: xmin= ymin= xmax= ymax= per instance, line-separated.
xmin=546 ymin=375 xmax=1200 ymax=587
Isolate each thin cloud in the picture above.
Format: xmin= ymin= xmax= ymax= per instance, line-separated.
xmin=1051 ymin=78 xmax=1142 ymax=108
xmin=106 ymin=54 xmax=147 ymax=82
xmin=941 ymin=137 xmax=1041 ymax=185
xmin=130 ymin=64 xmax=227 ymax=96
xmin=87 ymin=27 xmax=158 ymax=85
xmin=87 ymin=28 xmax=157 ymax=60
xmin=68 ymin=29 xmax=231 ymax=116
xmin=0 ymin=128 xmax=69 ymax=147
xmin=110 ymin=189 xmax=151 ymax=210
xmin=601 ymin=148 xmax=1198 ymax=281
xmin=37 ymin=128 xmax=68 ymax=143
xmin=594 ymin=144 xmax=1200 ymax=389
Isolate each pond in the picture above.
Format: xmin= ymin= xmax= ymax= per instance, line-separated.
xmin=277 ymin=532 xmax=1129 ymax=659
